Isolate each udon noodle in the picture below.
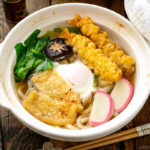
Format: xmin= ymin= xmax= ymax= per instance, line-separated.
xmin=14 ymin=14 xmax=135 ymax=130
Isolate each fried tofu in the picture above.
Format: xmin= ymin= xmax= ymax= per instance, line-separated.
xmin=31 ymin=69 xmax=71 ymax=99
xmin=23 ymin=89 xmax=78 ymax=126
xmin=31 ymin=69 xmax=83 ymax=113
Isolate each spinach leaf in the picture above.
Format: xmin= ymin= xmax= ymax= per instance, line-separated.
xmin=33 ymin=57 xmax=54 ymax=73
xmin=15 ymin=43 xmax=26 ymax=62
xmin=32 ymin=49 xmax=45 ymax=59
xmin=24 ymin=29 xmax=40 ymax=46
xmin=35 ymin=39 xmax=49 ymax=52
xmin=14 ymin=29 xmax=53 ymax=82
xmin=32 ymin=49 xmax=54 ymax=73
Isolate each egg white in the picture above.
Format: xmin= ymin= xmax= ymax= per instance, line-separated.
xmin=54 ymin=61 xmax=95 ymax=103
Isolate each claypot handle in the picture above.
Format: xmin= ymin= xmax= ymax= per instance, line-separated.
xmin=0 ymin=43 xmax=11 ymax=109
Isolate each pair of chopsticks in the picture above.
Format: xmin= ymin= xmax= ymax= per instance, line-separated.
xmin=65 ymin=123 xmax=150 ymax=150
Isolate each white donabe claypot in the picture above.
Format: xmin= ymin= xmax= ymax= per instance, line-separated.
xmin=0 ymin=3 xmax=150 ymax=142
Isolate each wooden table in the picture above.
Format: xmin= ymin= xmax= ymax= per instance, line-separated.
xmin=0 ymin=0 xmax=150 ymax=149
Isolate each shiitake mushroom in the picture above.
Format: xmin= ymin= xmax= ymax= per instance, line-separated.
xmin=44 ymin=38 xmax=73 ymax=61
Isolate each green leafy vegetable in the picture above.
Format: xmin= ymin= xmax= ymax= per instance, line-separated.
xmin=39 ymin=31 xmax=51 ymax=39
xmin=40 ymin=30 xmax=60 ymax=39
xmin=24 ymin=29 xmax=40 ymax=46
xmin=54 ymin=27 xmax=81 ymax=34
xmin=33 ymin=58 xmax=54 ymax=73
xmin=14 ymin=29 xmax=53 ymax=82
xmin=94 ymin=75 xmax=99 ymax=87
xmin=32 ymin=49 xmax=45 ymax=59
xmin=39 ymin=27 xmax=81 ymax=39
xmin=48 ymin=31 xmax=60 ymax=39
xmin=35 ymin=38 xmax=49 ymax=52
xmin=15 ymin=43 xmax=26 ymax=62
xmin=14 ymin=27 xmax=79 ymax=82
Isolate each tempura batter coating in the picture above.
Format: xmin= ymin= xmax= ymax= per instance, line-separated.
xmin=60 ymin=28 xmax=122 ymax=83
xmin=69 ymin=14 xmax=135 ymax=76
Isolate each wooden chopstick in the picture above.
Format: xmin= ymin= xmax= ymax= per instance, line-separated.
xmin=65 ymin=123 xmax=150 ymax=150
xmin=78 ymin=132 xmax=139 ymax=150
xmin=65 ymin=128 xmax=137 ymax=150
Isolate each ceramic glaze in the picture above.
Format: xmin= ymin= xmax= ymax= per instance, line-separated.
xmin=0 ymin=3 xmax=150 ymax=141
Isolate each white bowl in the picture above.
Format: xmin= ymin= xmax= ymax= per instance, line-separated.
xmin=0 ymin=3 xmax=150 ymax=142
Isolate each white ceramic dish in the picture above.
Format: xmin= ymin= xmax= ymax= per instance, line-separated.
xmin=0 ymin=3 xmax=150 ymax=142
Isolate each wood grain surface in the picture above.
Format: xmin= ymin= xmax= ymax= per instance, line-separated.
xmin=0 ymin=0 xmax=150 ymax=150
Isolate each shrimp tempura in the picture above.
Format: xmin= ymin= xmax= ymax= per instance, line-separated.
xmin=60 ymin=28 xmax=122 ymax=85
xmin=69 ymin=14 xmax=135 ymax=76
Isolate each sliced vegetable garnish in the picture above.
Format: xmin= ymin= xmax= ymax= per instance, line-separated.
xmin=54 ymin=27 xmax=81 ymax=34
xmin=48 ymin=31 xmax=60 ymax=39
xmin=39 ymin=27 xmax=81 ymax=39
xmin=94 ymin=75 xmax=99 ymax=87
xmin=14 ymin=29 xmax=53 ymax=82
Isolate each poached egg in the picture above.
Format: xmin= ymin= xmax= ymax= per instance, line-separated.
xmin=55 ymin=61 xmax=95 ymax=102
